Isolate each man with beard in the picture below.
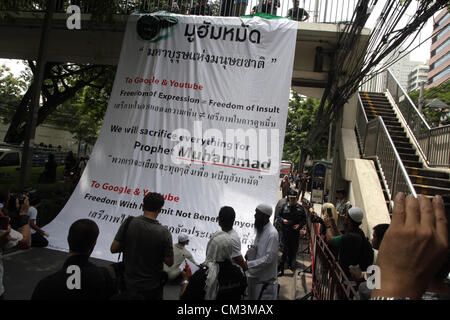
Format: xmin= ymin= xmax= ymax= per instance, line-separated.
xmin=245 ymin=204 xmax=279 ymax=300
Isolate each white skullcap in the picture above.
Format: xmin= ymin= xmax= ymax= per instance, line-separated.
xmin=256 ymin=204 xmax=273 ymax=217
xmin=348 ymin=207 xmax=364 ymax=223
xmin=178 ymin=232 xmax=189 ymax=243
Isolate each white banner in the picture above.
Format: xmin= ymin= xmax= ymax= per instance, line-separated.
xmin=44 ymin=13 xmax=297 ymax=263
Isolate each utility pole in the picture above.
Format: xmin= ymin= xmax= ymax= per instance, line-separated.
xmin=418 ymin=81 xmax=425 ymax=114
xmin=19 ymin=0 xmax=56 ymax=189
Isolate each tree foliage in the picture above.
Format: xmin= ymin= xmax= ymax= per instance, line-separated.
xmin=0 ymin=61 xmax=115 ymax=146
xmin=283 ymin=92 xmax=329 ymax=168
xmin=408 ymin=80 xmax=450 ymax=126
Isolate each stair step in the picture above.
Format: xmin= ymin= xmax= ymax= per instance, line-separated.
xmin=403 ymin=160 xmax=423 ymax=168
xmin=414 ymin=184 xmax=450 ymax=196
xmin=391 ymin=136 xmax=411 ymax=144
xmin=396 ymin=147 xmax=416 ymax=155
xmin=409 ymin=175 xmax=450 ymax=189
xmin=399 ymin=153 xmax=419 ymax=162
xmin=393 ymin=141 xmax=414 ymax=149
xmin=406 ymin=167 xmax=450 ymax=180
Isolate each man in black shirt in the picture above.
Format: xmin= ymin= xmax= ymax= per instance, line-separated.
xmin=277 ymin=190 xmax=306 ymax=276
xmin=31 ymin=219 xmax=115 ymax=300
xmin=286 ymin=0 xmax=309 ymax=21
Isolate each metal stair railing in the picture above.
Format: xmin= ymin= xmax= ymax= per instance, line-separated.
xmin=361 ymin=69 xmax=450 ymax=167
xmin=385 ymin=69 xmax=450 ymax=167
xmin=356 ymin=94 xmax=417 ymax=206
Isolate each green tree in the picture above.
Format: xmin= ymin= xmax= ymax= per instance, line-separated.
xmin=408 ymin=80 xmax=450 ymax=126
xmin=2 ymin=61 xmax=114 ymax=144
xmin=283 ymin=92 xmax=328 ymax=168
xmin=0 ymin=64 xmax=28 ymax=122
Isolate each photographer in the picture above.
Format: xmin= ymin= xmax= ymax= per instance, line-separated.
xmin=0 ymin=189 xmax=31 ymax=299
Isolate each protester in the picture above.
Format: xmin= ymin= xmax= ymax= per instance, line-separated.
xmin=277 ymin=190 xmax=306 ymax=276
xmin=246 ymin=204 xmax=279 ymax=300
xmin=180 ymin=231 xmax=247 ymax=300
xmin=297 ymin=172 xmax=309 ymax=200
xmin=64 ymin=151 xmax=77 ymax=180
xmin=162 ymin=0 xmax=180 ymax=13
xmin=324 ymin=206 xmax=374 ymax=279
xmin=218 ymin=206 xmax=248 ymax=272
xmin=371 ymin=194 xmax=449 ymax=300
xmin=31 ymin=219 xmax=114 ymax=300
xmin=286 ymin=0 xmax=309 ymax=21
xmin=335 ymin=189 xmax=352 ymax=233
xmin=0 ymin=189 xmax=31 ymax=300
xmin=188 ymin=0 xmax=212 ymax=15
xmin=251 ymin=0 xmax=280 ymax=15
xmin=110 ymin=192 xmax=174 ymax=300
xmin=39 ymin=153 xmax=57 ymax=183
xmin=27 ymin=196 xmax=49 ymax=248
xmin=280 ymin=175 xmax=290 ymax=199
xmin=164 ymin=233 xmax=198 ymax=282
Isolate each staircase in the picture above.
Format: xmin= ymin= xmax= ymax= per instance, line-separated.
xmin=359 ymin=92 xmax=450 ymax=202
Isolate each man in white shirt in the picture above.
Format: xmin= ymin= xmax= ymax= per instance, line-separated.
xmin=245 ymin=204 xmax=279 ymax=300
xmin=218 ymin=206 xmax=248 ymax=272
xmin=164 ymin=232 xmax=198 ymax=281
xmin=27 ymin=197 xmax=49 ymax=247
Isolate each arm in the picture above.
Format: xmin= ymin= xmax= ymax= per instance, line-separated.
xmin=324 ymin=214 xmax=340 ymax=245
xmin=110 ymin=240 xmax=121 ymax=253
xmin=30 ymin=219 xmax=48 ymax=236
xmin=302 ymin=12 xmax=309 ymax=21
xmin=17 ymin=197 xmax=31 ymax=249
xmin=232 ymin=255 xmax=248 ymax=272
xmin=164 ymin=255 xmax=174 ymax=267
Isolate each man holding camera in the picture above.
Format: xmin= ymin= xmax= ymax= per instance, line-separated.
xmin=0 ymin=189 xmax=31 ymax=299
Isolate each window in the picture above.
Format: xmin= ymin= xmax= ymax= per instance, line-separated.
xmin=430 ymin=66 xmax=450 ymax=84
xmin=433 ymin=52 xmax=450 ymax=70
xmin=435 ymin=13 xmax=450 ymax=28
xmin=436 ymin=25 xmax=450 ymax=42
xmin=0 ymin=152 xmax=20 ymax=167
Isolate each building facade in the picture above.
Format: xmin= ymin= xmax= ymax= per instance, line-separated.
xmin=428 ymin=9 xmax=450 ymax=89
xmin=408 ymin=64 xmax=429 ymax=92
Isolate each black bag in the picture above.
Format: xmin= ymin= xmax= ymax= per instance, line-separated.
xmin=109 ymin=216 xmax=134 ymax=298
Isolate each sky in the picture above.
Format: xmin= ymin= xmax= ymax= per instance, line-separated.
xmin=0 ymin=0 xmax=440 ymax=76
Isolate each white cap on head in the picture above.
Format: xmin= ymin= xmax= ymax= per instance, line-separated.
xmin=256 ymin=204 xmax=273 ymax=217
xmin=178 ymin=233 xmax=189 ymax=243
xmin=348 ymin=207 xmax=364 ymax=223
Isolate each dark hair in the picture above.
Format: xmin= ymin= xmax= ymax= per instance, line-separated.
xmin=67 ymin=219 xmax=99 ymax=254
xmin=219 ymin=206 xmax=236 ymax=230
xmin=0 ymin=189 xmax=9 ymax=204
xmin=373 ymin=224 xmax=390 ymax=243
xmin=143 ymin=192 xmax=165 ymax=212
xmin=336 ymin=189 xmax=347 ymax=197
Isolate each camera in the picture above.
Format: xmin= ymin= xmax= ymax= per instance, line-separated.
xmin=8 ymin=189 xmax=39 ymax=209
